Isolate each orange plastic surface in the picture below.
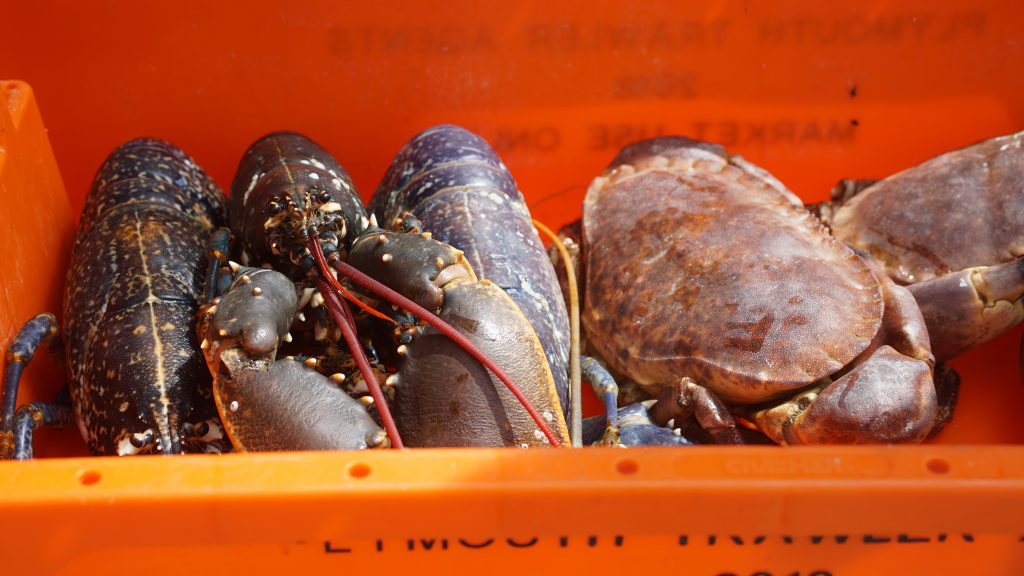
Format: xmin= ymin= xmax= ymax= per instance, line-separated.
xmin=1 ymin=1 xmax=1024 ymax=574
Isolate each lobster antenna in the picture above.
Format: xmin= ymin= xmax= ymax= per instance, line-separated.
xmin=315 ymin=275 xmax=404 ymax=449
xmin=319 ymin=245 xmax=563 ymax=447
xmin=532 ymin=219 xmax=582 ymax=448
xmin=319 ymin=266 xmax=397 ymax=325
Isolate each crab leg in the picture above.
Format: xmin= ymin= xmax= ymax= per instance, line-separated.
xmin=906 ymin=256 xmax=1024 ymax=361
xmin=648 ymin=377 xmax=745 ymax=444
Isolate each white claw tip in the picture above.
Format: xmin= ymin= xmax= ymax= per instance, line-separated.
xmin=369 ymin=214 xmax=378 ymax=227
xmin=385 ymin=374 xmax=399 ymax=386
xmin=382 ymin=253 xmax=393 ymax=263
xmin=331 ymin=373 xmax=346 ymax=383
xmin=228 ymin=261 xmax=240 ymax=273
xmin=200 ymin=338 xmax=209 ymax=350
xmin=251 ymin=286 xmax=262 ymax=296
xmin=377 ymin=234 xmax=388 ymax=244
xmin=667 ymin=419 xmax=675 ymax=428
xmin=296 ymin=312 xmax=306 ymax=322
xmin=240 ymin=274 xmax=251 ymax=283
xmin=229 ymin=401 xmax=239 ymax=412
xmin=206 ymin=305 xmax=217 ymax=315
xmin=217 ymin=328 xmax=228 ymax=337
xmin=673 ymin=428 xmax=682 ymax=436
xmin=421 ymin=231 xmax=432 ymax=239
xmin=359 ymin=396 xmax=375 ymax=406
xmin=283 ymin=333 xmax=293 ymax=343
xmin=304 ymin=357 xmax=318 ymax=367
xmin=436 ymin=257 xmax=445 ymax=269
xmin=396 ymin=344 xmax=409 ymax=357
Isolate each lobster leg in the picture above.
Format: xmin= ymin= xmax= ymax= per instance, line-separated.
xmin=1 ymin=313 xmax=66 ymax=459
xmin=202 ymin=228 xmax=234 ymax=306
xmin=12 ymin=398 xmax=75 ymax=460
xmin=581 ymin=356 xmax=620 ymax=447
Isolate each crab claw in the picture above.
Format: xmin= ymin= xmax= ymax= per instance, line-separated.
xmin=751 ymin=268 xmax=939 ymax=445
xmin=907 ymin=257 xmax=1024 ymax=361
xmin=754 ymin=345 xmax=936 ymax=445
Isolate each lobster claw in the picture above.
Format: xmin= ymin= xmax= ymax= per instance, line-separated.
xmin=198 ymin=265 xmax=385 ymax=451
xmin=348 ymin=227 xmax=571 ymax=447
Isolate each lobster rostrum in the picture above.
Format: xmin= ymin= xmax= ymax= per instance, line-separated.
xmin=212 ymin=132 xmax=567 ymax=448
xmin=2 ymin=139 xmax=230 ymax=458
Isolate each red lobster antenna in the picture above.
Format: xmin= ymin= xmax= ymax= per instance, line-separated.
xmin=314 ymin=274 xmax=404 ymax=449
xmin=308 ymin=237 xmax=562 ymax=447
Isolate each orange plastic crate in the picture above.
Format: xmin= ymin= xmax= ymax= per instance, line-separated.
xmin=1 ymin=2 xmax=1024 ymax=574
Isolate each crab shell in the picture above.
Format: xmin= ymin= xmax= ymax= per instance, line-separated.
xmin=581 ymin=137 xmax=885 ymax=404
xmin=830 ymin=131 xmax=1024 ymax=285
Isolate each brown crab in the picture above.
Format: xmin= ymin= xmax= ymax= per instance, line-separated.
xmin=815 ymin=131 xmax=1024 ymax=362
xmin=566 ymin=137 xmax=940 ymax=445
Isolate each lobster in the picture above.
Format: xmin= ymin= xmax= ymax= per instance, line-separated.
xmin=202 ymin=131 xmax=569 ymax=449
xmin=1 ymin=138 xmax=230 ymax=458
xmin=369 ymin=124 xmax=576 ymax=442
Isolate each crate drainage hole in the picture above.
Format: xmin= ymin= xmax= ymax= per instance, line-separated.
xmin=616 ymin=459 xmax=638 ymax=475
xmin=348 ymin=463 xmax=371 ymax=479
xmin=78 ymin=470 xmax=102 ymax=486
xmin=926 ymin=458 xmax=950 ymax=475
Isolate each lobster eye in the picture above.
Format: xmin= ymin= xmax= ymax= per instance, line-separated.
xmin=319 ymin=190 xmax=332 ymax=203
xmin=269 ymin=201 xmax=282 ymax=214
